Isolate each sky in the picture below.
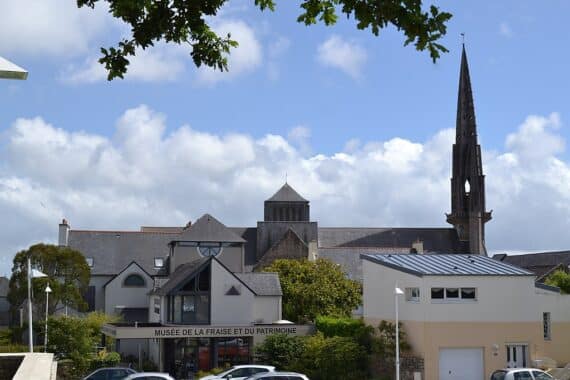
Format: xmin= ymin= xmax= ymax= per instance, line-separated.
xmin=1 ymin=1 xmax=570 ymax=276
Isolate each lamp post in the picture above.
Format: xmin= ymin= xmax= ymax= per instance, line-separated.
xmin=395 ymin=285 xmax=404 ymax=380
xmin=44 ymin=285 xmax=52 ymax=352
xmin=27 ymin=257 xmax=47 ymax=352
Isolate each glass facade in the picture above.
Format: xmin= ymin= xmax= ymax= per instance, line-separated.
xmin=167 ymin=266 xmax=210 ymax=324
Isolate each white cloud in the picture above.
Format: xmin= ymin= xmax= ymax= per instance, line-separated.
xmin=3 ymin=108 xmax=570 ymax=275
xmin=62 ymin=44 xmax=188 ymax=84
xmin=0 ymin=0 xmax=110 ymax=57
xmin=196 ymin=20 xmax=263 ymax=85
xmin=317 ymin=35 xmax=367 ymax=79
xmin=499 ymin=22 xmax=513 ymax=38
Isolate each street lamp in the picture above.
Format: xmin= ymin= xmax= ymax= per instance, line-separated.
xmin=395 ymin=285 xmax=404 ymax=380
xmin=44 ymin=285 xmax=52 ymax=352
xmin=27 ymin=257 xmax=47 ymax=352
xmin=0 ymin=56 xmax=28 ymax=80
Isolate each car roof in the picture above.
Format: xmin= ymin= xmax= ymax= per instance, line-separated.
xmin=250 ymin=371 xmax=305 ymax=378
xmin=127 ymin=373 xmax=172 ymax=378
xmin=497 ymin=368 xmax=546 ymax=373
xmin=233 ymin=365 xmax=275 ymax=369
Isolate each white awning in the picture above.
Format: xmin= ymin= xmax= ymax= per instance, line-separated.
xmin=0 ymin=56 xmax=28 ymax=80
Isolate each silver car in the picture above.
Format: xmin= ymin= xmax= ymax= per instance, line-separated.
xmin=200 ymin=365 xmax=276 ymax=380
xmin=83 ymin=367 xmax=137 ymax=380
xmin=490 ymin=368 xmax=555 ymax=380
xmin=124 ymin=372 xmax=175 ymax=380
xmin=244 ymin=371 xmax=309 ymax=380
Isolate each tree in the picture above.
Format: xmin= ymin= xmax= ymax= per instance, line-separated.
xmin=77 ymin=0 xmax=452 ymax=80
xmin=8 ymin=244 xmax=91 ymax=316
xmin=263 ymin=258 xmax=361 ymax=323
xmin=374 ymin=320 xmax=411 ymax=359
xmin=545 ymin=270 xmax=570 ymax=294
xmin=47 ymin=312 xmax=118 ymax=377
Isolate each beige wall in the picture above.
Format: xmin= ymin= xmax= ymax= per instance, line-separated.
xmin=210 ymin=259 xmax=255 ymax=324
xmin=253 ymin=296 xmax=281 ymax=324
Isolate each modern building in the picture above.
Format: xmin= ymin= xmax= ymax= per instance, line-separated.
xmin=362 ymin=253 xmax=570 ymax=380
xmin=0 ymin=277 xmax=10 ymax=329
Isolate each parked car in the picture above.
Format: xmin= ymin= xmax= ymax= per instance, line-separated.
xmin=200 ymin=365 xmax=276 ymax=380
xmin=244 ymin=371 xmax=309 ymax=380
xmin=124 ymin=372 xmax=175 ymax=380
xmin=490 ymin=368 xmax=555 ymax=380
xmin=83 ymin=367 xmax=137 ymax=380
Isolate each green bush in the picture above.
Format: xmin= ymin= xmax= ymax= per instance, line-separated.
xmin=254 ymin=333 xmax=305 ymax=370
xmin=91 ymin=350 xmax=121 ymax=370
xmin=315 ymin=316 xmax=375 ymax=352
xmin=196 ymin=367 xmax=227 ymax=378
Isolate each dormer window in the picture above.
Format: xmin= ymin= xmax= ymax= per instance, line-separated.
xmin=154 ymin=258 xmax=164 ymax=268
xmin=86 ymin=257 xmax=94 ymax=267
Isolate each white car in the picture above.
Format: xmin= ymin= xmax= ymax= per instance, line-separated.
xmin=490 ymin=368 xmax=555 ymax=380
xmin=199 ymin=365 xmax=276 ymax=380
xmin=245 ymin=371 xmax=309 ymax=380
xmin=124 ymin=372 xmax=175 ymax=380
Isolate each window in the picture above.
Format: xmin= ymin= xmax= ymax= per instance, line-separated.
xmin=431 ymin=288 xmax=444 ymax=299
xmin=431 ymin=287 xmax=477 ymax=302
xmin=513 ymin=371 xmax=533 ymax=380
xmin=405 ymin=287 xmax=420 ymax=302
xmin=197 ymin=242 xmax=222 ymax=257
xmin=461 ymin=287 xmax=476 ymax=299
xmin=123 ymin=274 xmax=146 ymax=287
xmin=543 ymin=312 xmax=551 ymax=340
xmin=154 ymin=258 xmax=164 ymax=268
xmin=445 ymin=288 xmax=459 ymax=298
xmin=490 ymin=371 xmax=506 ymax=380
xmin=86 ymin=257 xmax=94 ymax=267
xmin=167 ymin=265 xmax=210 ymax=324
xmin=533 ymin=371 xmax=554 ymax=380
xmin=83 ymin=286 xmax=96 ymax=312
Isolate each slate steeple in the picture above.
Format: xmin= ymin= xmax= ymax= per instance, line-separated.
xmin=446 ymin=45 xmax=492 ymax=255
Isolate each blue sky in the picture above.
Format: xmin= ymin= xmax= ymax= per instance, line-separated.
xmin=1 ymin=1 xmax=570 ymax=275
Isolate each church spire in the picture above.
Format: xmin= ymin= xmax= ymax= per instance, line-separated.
xmin=456 ymin=45 xmax=478 ymax=144
xmin=446 ymin=45 xmax=492 ymax=255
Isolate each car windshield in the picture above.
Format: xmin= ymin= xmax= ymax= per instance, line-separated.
xmin=532 ymin=371 xmax=553 ymax=380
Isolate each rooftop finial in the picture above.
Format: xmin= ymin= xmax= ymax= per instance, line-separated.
xmin=461 ymin=32 xmax=465 ymax=45
xmin=285 ymin=172 xmax=288 ymax=184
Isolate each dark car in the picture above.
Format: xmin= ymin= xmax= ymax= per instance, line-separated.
xmin=83 ymin=367 xmax=137 ymax=380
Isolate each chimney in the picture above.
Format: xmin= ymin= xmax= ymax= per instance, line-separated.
xmin=58 ymin=218 xmax=70 ymax=246
xmin=411 ymin=239 xmax=424 ymax=254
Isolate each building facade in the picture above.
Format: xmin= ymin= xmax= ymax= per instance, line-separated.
xmin=362 ymin=254 xmax=570 ymax=380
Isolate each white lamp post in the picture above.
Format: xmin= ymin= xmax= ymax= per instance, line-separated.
xmin=27 ymin=257 xmax=47 ymax=352
xmin=44 ymin=285 xmax=52 ymax=352
xmin=395 ymin=285 xmax=404 ymax=380
xmin=0 ymin=56 xmax=28 ymax=80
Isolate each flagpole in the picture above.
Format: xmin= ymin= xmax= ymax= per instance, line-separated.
xmin=27 ymin=257 xmax=33 ymax=353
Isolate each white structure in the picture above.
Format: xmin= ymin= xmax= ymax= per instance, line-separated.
xmin=0 ymin=56 xmax=27 ymax=80
xmin=362 ymin=254 xmax=570 ymax=380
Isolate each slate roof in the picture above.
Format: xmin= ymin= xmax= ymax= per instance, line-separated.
xmin=153 ymin=257 xmax=210 ymax=296
xmin=153 ymin=257 xmax=282 ymax=297
xmin=235 ymin=272 xmax=282 ymax=296
xmin=318 ymin=227 xmax=466 ymax=252
xmin=229 ymin=227 xmax=258 ymax=269
xmin=177 ymin=214 xmax=246 ymax=243
xmin=266 ymin=183 xmax=308 ymax=202
xmin=319 ymin=247 xmax=410 ymax=282
xmin=68 ymin=230 xmax=174 ymax=276
xmin=362 ymin=254 xmax=534 ymax=277
xmin=493 ymin=251 xmax=570 ymax=280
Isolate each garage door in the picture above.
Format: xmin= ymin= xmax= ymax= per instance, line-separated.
xmin=439 ymin=348 xmax=484 ymax=380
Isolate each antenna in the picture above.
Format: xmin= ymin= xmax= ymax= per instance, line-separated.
xmin=285 ymin=172 xmax=288 ymax=183
xmin=461 ymin=32 xmax=465 ymax=45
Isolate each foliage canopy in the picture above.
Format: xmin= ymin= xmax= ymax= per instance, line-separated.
xmin=8 ymin=244 xmax=91 ymax=315
xmin=77 ymin=0 xmax=452 ymax=80
xmin=263 ymin=258 xmax=362 ymax=323
xmin=545 ymin=269 xmax=570 ymax=294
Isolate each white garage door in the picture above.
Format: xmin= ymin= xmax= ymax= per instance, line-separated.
xmin=439 ymin=348 xmax=484 ymax=380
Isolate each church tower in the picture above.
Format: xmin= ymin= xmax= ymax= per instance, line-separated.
xmin=446 ymin=46 xmax=492 ymax=255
